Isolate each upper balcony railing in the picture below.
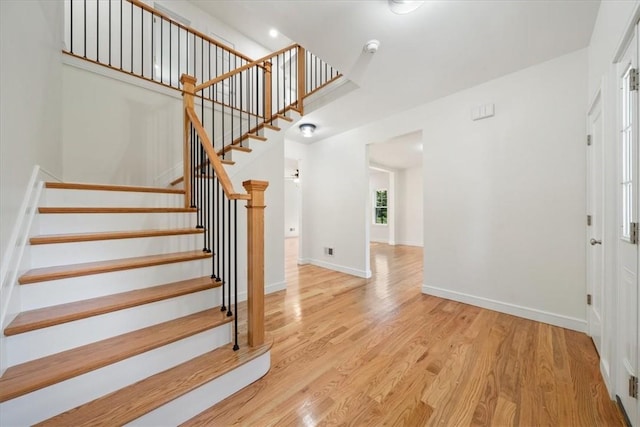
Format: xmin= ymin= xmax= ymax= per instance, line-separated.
xmin=63 ymin=0 xmax=252 ymax=95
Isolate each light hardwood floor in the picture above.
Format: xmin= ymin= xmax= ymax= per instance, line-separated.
xmin=184 ymin=240 xmax=624 ymax=426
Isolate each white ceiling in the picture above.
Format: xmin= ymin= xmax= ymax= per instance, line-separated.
xmin=369 ymin=130 xmax=423 ymax=170
xmin=193 ymin=0 xmax=600 ymax=145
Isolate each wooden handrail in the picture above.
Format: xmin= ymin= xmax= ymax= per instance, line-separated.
xmin=127 ymin=0 xmax=254 ymax=64
xmin=186 ymin=109 xmax=250 ymax=201
xmin=194 ymin=43 xmax=300 ymax=92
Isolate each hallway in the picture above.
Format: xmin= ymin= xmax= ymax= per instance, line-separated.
xmin=185 ymin=241 xmax=622 ymax=425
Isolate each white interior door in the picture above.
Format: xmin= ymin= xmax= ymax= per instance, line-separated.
xmin=617 ymin=28 xmax=639 ymax=427
xmin=587 ymin=90 xmax=605 ymax=355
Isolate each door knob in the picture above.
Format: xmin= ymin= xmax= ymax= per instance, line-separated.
xmin=590 ymin=238 xmax=602 ymax=246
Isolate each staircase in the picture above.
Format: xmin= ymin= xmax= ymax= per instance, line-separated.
xmin=0 ymin=183 xmax=270 ymax=426
xmin=0 ymin=1 xmax=342 ymax=424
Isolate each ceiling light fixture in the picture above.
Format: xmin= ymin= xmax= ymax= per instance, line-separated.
xmin=363 ymin=39 xmax=380 ymax=54
xmin=388 ymin=0 xmax=425 ymax=15
xmin=269 ymin=28 xmax=278 ymax=38
xmin=299 ymin=123 xmax=316 ymax=138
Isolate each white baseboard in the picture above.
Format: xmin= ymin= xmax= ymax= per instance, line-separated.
xmin=600 ymin=358 xmax=614 ymax=399
xmin=308 ymin=259 xmax=371 ymax=279
xmin=421 ymin=284 xmax=587 ymax=332
xmin=396 ymin=240 xmax=423 ymax=247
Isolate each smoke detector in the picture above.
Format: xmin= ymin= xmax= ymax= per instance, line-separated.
xmin=363 ymin=39 xmax=380 ymax=54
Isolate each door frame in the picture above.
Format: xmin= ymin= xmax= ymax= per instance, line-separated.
xmin=586 ymin=84 xmax=605 ymax=356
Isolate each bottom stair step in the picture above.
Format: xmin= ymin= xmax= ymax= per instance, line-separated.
xmin=0 ymin=308 xmax=232 ymax=403
xmin=37 ymin=340 xmax=272 ymax=426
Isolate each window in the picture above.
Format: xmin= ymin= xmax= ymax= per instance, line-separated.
xmin=374 ymin=189 xmax=388 ymax=225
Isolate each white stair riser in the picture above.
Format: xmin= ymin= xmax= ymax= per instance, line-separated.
xmin=38 ymin=212 xmax=197 ymax=234
xmin=42 ymin=189 xmax=184 ymax=208
xmin=0 ymin=326 xmax=231 ymax=426
xmin=30 ymin=233 xmax=204 ymax=268
xmin=7 ymin=288 xmax=221 ymax=367
xmin=21 ymin=259 xmax=213 ymax=310
xmin=128 ymin=350 xmax=270 ymax=426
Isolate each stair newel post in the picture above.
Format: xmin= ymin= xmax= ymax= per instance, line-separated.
xmin=264 ymin=61 xmax=272 ymax=122
xmin=297 ymin=45 xmax=306 ymax=115
xmin=180 ymin=74 xmax=197 ymax=208
xmin=242 ymin=180 xmax=268 ymax=347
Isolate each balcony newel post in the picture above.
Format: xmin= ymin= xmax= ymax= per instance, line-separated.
xmin=180 ymin=74 xmax=197 ymax=208
xmin=297 ymin=45 xmax=306 ymax=115
xmin=264 ymin=61 xmax=272 ymax=121
xmin=243 ymin=180 xmax=269 ymax=347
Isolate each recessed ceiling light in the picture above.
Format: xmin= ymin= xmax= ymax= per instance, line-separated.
xmin=388 ymin=0 xmax=425 ymax=15
xmin=269 ymin=28 xmax=278 ymax=38
xmin=299 ymin=123 xmax=316 ymax=138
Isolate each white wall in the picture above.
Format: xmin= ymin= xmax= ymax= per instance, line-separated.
xmin=301 ymin=136 xmax=370 ymax=278
xmin=302 ymin=48 xmax=588 ymax=330
xmin=369 ymin=170 xmax=390 ymax=244
xmin=0 ymin=0 xmax=64 ymax=374
xmin=284 ymin=180 xmax=300 ymax=238
xmin=587 ymin=0 xmax=640 ymax=400
xmin=62 ymin=64 xmax=183 ymax=186
xmin=1 ymin=0 xmax=63 ymax=256
xmin=396 ymin=166 xmax=423 ymax=247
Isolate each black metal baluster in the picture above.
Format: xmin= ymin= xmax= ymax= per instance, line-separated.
xmin=160 ymin=19 xmax=163 ymax=82
xmin=120 ymin=0 xmax=123 ymax=69
xmin=130 ymin=0 xmax=133 ymax=72
xmin=140 ymin=8 xmax=143 ymax=76
xmin=83 ymin=0 xmax=86 ymax=58
xmin=227 ymin=197 xmax=232 ymax=317
xmin=233 ymin=199 xmax=239 ymax=350
xmin=169 ymin=22 xmax=172 ymax=85
xmin=96 ymin=0 xmax=99 ymax=61
xmin=221 ymin=186 xmax=226 ymax=312
xmin=70 ymin=0 xmax=73 ymax=54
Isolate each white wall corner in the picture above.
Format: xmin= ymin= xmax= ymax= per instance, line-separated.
xmin=421 ymin=284 xmax=587 ymax=333
xmin=237 ymin=281 xmax=286 ymax=302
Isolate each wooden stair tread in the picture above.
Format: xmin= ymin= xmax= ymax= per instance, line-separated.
xmin=0 ymin=308 xmax=233 ymax=403
xmin=36 ymin=340 xmax=271 ymax=426
xmin=262 ymin=123 xmax=280 ymax=131
xmin=30 ymin=228 xmax=203 ymax=245
xmin=19 ymin=251 xmax=212 ymax=284
xmin=5 ymin=276 xmax=221 ymax=336
xmin=46 ymin=182 xmax=184 ymax=195
xmin=39 ymin=207 xmax=197 ymax=214
xmin=275 ymin=113 xmax=293 ymax=122
xmin=219 ymin=145 xmax=252 ymax=156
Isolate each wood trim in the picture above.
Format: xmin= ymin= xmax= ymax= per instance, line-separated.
xmin=29 ymin=228 xmax=203 ymax=245
xmin=297 ymin=45 xmax=306 ymax=115
xmin=194 ymin=44 xmax=298 ymax=92
xmin=19 ymin=251 xmax=212 ymax=285
xmin=181 ymin=74 xmax=197 ymax=207
xmin=275 ymin=113 xmax=293 ymax=123
xmin=45 ymin=182 xmax=184 ymax=195
xmin=302 ymin=73 xmax=344 ymax=100
xmin=265 ymin=61 xmax=272 ymax=121
xmin=242 ymin=180 xmax=269 ymax=347
xmin=0 ymin=308 xmax=232 ymax=403
xmin=220 ymin=145 xmax=252 ymax=156
xmin=5 ymin=276 xmax=220 ymax=336
xmin=127 ymin=0 xmax=253 ymax=63
xmin=36 ymin=339 xmax=271 ymax=426
xmin=38 ymin=207 xmax=197 ymax=214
